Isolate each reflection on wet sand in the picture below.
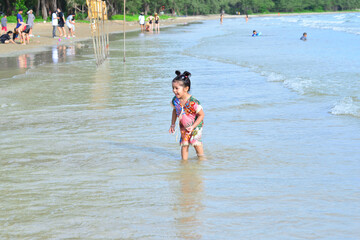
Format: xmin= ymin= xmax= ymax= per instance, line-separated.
xmin=52 ymin=45 xmax=76 ymax=64
xmin=175 ymin=162 xmax=204 ymax=239
xmin=91 ymin=61 xmax=110 ymax=109
xmin=17 ymin=54 xmax=29 ymax=69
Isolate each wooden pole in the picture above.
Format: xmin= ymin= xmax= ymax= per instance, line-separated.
xmin=123 ymin=0 xmax=126 ymax=62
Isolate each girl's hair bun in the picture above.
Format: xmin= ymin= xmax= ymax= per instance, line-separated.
xmin=183 ymin=71 xmax=191 ymax=77
xmin=172 ymin=70 xmax=192 ymax=91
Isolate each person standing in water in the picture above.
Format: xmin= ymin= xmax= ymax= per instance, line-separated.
xmin=154 ymin=13 xmax=160 ymax=33
xmin=139 ymin=12 xmax=145 ymax=32
xmin=146 ymin=13 xmax=154 ymax=32
xmin=220 ymin=11 xmax=224 ymax=24
xmin=169 ymin=70 xmax=205 ymax=160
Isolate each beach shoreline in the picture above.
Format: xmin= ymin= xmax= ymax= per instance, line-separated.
xmin=0 ymin=15 xmax=220 ymax=57
xmin=0 ymin=11 xmax=356 ymax=57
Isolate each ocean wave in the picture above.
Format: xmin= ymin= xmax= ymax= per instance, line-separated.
xmin=0 ymin=103 xmax=16 ymax=109
xmin=283 ymin=77 xmax=313 ymax=95
xmin=279 ymin=17 xmax=300 ymax=23
xmin=299 ymin=17 xmax=360 ymax=35
xmin=261 ymin=72 xmax=285 ymax=82
xmin=330 ymin=97 xmax=360 ymax=117
xmin=1 ymin=103 xmax=9 ymax=108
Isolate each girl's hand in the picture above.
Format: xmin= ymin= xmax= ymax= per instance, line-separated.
xmin=186 ymin=125 xmax=194 ymax=133
xmin=169 ymin=124 xmax=175 ymax=134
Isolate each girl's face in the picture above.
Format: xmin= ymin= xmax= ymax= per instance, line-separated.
xmin=172 ymin=81 xmax=189 ymax=99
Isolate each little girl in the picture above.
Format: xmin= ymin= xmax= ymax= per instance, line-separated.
xmin=169 ymin=70 xmax=205 ymax=160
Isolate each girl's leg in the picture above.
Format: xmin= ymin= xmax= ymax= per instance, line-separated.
xmin=194 ymin=144 xmax=205 ymax=159
xmin=181 ymin=145 xmax=190 ymax=160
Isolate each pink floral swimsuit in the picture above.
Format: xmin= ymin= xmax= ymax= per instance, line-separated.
xmin=171 ymin=96 xmax=204 ymax=146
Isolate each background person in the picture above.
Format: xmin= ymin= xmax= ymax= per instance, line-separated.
xmin=139 ymin=12 xmax=145 ymax=32
xmin=21 ymin=24 xmax=31 ymax=44
xmin=1 ymin=14 xmax=7 ymax=35
xmin=66 ymin=13 xmax=75 ymax=37
xmin=57 ymin=8 xmax=66 ymax=38
xmin=252 ymin=30 xmax=261 ymax=36
xmin=146 ymin=13 xmax=154 ymax=32
xmin=51 ymin=10 xmax=58 ymax=38
xmin=154 ymin=13 xmax=160 ymax=33
xmin=26 ymin=9 xmax=35 ymax=37
xmin=300 ymin=32 xmax=307 ymax=41
xmin=13 ymin=26 xmax=25 ymax=44
xmin=0 ymin=31 xmax=15 ymax=44
xmin=16 ymin=9 xmax=24 ymax=29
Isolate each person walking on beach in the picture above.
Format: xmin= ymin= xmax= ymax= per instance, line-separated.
xmin=51 ymin=10 xmax=58 ymax=38
xmin=26 ymin=10 xmax=35 ymax=37
xmin=146 ymin=13 xmax=154 ymax=32
xmin=169 ymin=70 xmax=205 ymax=160
xmin=154 ymin=13 xmax=160 ymax=33
xmin=1 ymin=14 xmax=7 ymax=35
xmin=66 ymin=13 xmax=76 ymax=37
xmin=57 ymin=8 xmax=66 ymax=38
xmin=139 ymin=12 xmax=145 ymax=32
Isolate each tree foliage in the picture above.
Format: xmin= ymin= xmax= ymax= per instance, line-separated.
xmin=1 ymin=0 xmax=359 ymax=19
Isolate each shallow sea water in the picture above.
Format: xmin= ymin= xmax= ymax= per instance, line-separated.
xmin=1 ymin=14 xmax=360 ymax=239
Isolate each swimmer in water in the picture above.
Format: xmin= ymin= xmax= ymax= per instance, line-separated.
xmin=300 ymin=32 xmax=307 ymax=41
xmin=252 ymin=30 xmax=260 ymax=37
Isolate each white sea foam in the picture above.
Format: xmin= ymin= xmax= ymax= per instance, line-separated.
xmin=334 ymin=15 xmax=346 ymax=20
xmin=330 ymin=97 xmax=360 ymax=117
xmin=299 ymin=17 xmax=360 ymax=35
xmin=279 ymin=17 xmax=299 ymax=23
xmin=266 ymin=72 xmax=285 ymax=82
xmin=283 ymin=77 xmax=313 ymax=95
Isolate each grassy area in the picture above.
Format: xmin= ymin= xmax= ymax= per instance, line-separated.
xmin=110 ymin=14 xmax=173 ymax=21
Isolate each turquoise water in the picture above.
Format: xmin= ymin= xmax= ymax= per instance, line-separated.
xmin=1 ymin=13 xmax=360 ymax=239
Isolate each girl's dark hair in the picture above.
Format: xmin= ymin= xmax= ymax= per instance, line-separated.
xmin=173 ymin=70 xmax=192 ymax=91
